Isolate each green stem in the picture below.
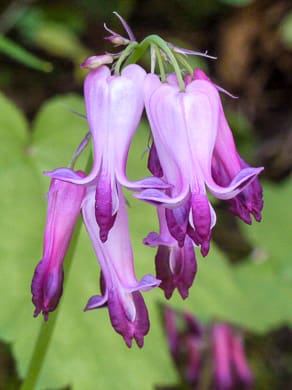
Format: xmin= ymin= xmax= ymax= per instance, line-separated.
xmin=114 ymin=41 xmax=138 ymax=74
xmin=20 ymin=311 xmax=58 ymax=390
xmin=20 ymin=216 xmax=83 ymax=390
xmin=146 ymin=35 xmax=185 ymax=91
xmin=152 ymin=44 xmax=166 ymax=82
xmin=123 ymin=39 xmax=150 ymax=66
xmin=174 ymin=52 xmax=194 ymax=78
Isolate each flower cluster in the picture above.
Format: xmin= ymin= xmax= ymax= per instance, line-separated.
xmin=163 ymin=306 xmax=253 ymax=389
xmin=31 ymin=14 xmax=263 ymax=347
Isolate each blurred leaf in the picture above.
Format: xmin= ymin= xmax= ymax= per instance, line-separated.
xmin=225 ymin=109 xmax=255 ymax=159
xmin=279 ymin=11 xmax=292 ymax=49
xmin=0 ymin=34 xmax=52 ymax=72
xmin=218 ymin=0 xmax=255 ymax=6
xmin=31 ymin=22 xmax=89 ymax=61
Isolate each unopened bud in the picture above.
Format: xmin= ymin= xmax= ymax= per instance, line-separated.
xmin=80 ymin=54 xmax=114 ymax=70
xmin=105 ymin=35 xmax=130 ymax=46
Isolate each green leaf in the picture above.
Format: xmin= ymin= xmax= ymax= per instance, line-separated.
xmin=0 ymin=35 xmax=52 ymax=72
xmin=31 ymin=22 xmax=89 ymax=62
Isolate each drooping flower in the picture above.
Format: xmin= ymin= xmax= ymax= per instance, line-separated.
xmin=193 ymin=69 xmax=264 ymax=224
xmin=31 ymin=173 xmax=86 ymax=320
xmin=135 ymin=73 xmax=263 ymax=255
xmin=45 ymin=64 xmax=168 ymax=242
xmin=144 ymin=206 xmax=197 ymax=299
xmin=82 ymin=184 xmax=160 ymax=347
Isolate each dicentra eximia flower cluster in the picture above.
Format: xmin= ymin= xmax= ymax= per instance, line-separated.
xmin=31 ymin=13 xmax=264 ymax=347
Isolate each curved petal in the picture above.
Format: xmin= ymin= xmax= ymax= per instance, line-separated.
xmin=204 ymin=166 xmax=264 ymax=200
xmin=144 ymin=231 xmax=173 ymax=247
xmin=129 ymin=274 xmax=161 ymax=292
xmin=117 ymin=172 xmax=171 ymax=191
xmin=134 ymin=187 xmax=190 ymax=208
xmin=84 ymin=293 xmax=108 ymax=310
xmin=44 ymin=166 xmax=99 ymax=185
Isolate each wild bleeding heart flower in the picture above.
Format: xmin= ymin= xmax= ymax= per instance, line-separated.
xmin=135 ymin=73 xmax=263 ymax=255
xmin=163 ymin=307 xmax=253 ymax=390
xmin=143 ymin=206 xmax=197 ymax=299
xmin=193 ymin=69 xmax=264 ymax=224
xmin=45 ymin=64 xmax=168 ymax=242
xmin=82 ymin=184 xmax=160 ymax=347
xmin=31 ymin=173 xmax=86 ymax=320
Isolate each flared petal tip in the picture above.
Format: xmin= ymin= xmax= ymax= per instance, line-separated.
xmin=44 ymin=167 xmax=89 ymax=185
xmin=84 ymin=294 xmax=108 ymax=311
xmin=136 ymin=274 xmax=161 ymax=291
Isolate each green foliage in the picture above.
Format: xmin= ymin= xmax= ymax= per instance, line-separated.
xmin=0 ymin=35 xmax=52 ymax=72
xmin=279 ymin=11 xmax=292 ymax=49
xmin=218 ymin=0 xmax=254 ymax=6
xmin=0 ymin=92 xmax=291 ymax=389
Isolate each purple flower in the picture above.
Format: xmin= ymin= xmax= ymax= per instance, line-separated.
xmin=82 ymin=184 xmax=160 ymax=347
xmin=213 ymin=324 xmax=253 ymax=389
xmin=45 ymin=64 xmax=168 ymax=242
xmin=31 ymin=173 xmax=86 ymax=320
xmin=135 ymin=73 xmax=263 ymax=255
xmin=144 ymin=206 xmax=197 ymax=299
xmin=193 ymin=69 xmax=264 ymax=224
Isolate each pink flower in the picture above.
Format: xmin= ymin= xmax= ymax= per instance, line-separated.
xmin=213 ymin=324 xmax=253 ymax=389
xmin=31 ymin=173 xmax=86 ymax=320
xmin=135 ymin=73 xmax=263 ymax=255
xmin=82 ymin=184 xmax=160 ymax=347
xmin=45 ymin=64 xmax=168 ymax=242
xmin=193 ymin=69 xmax=264 ymax=224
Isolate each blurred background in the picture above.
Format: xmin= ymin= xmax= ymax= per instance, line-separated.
xmin=0 ymin=0 xmax=291 ymax=389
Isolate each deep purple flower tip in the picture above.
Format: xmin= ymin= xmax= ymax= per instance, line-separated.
xmin=107 ymin=288 xmax=150 ymax=348
xmin=144 ymin=207 xmax=197 ymax=299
